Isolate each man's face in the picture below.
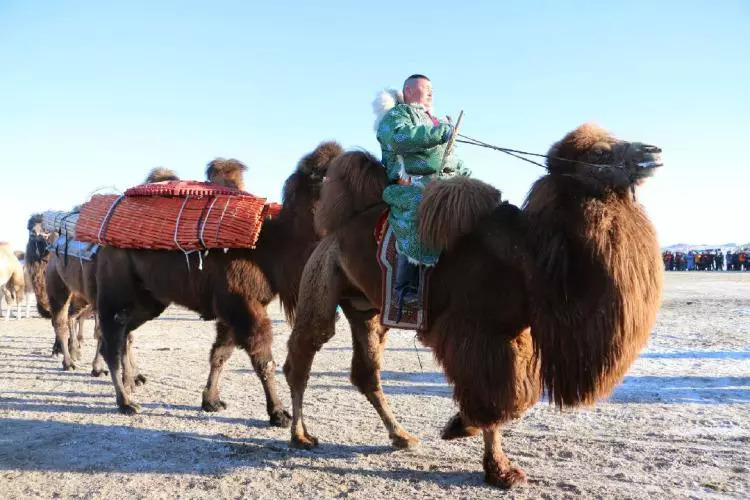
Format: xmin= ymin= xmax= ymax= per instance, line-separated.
xmin=404 ymin=78 xmax=433 ymax=111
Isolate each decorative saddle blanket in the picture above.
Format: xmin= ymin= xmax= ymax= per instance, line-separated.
xmin=376 ymin=214 xmax=432 ymax=331
xmin=74 ymin=181 xmax=281 ymax=251
xmin=53 ymin=235 xmax=99 ymax=262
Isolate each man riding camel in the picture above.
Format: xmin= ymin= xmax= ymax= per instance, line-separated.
xmin=374 ymin=74 xmax=470 ymax=308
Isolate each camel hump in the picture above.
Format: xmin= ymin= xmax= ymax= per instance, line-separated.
xmin=206 ymin=158 xmax=247 ymax=190
xmin=314 ymin=150 xmax=388 ymax=235
xmin=419 ymin=177 xmax=502 ymax=250
xmin=144 ymin=167 xmax=180 ymax=183
xmin=297 ymin=141 xmax=344 ymax=175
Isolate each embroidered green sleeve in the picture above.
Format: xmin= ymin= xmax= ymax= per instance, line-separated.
xmin=377 ymin=105 xmax=450 ymax=155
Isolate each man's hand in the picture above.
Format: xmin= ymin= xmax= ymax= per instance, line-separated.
xmin=441 ymin=124 xmax=454 ymax=143
xmin=397 ymin=177 xmax=412 ymax=186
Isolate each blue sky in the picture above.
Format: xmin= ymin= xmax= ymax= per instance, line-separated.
xmin=1 ymin=1 xmax=748 ymax=251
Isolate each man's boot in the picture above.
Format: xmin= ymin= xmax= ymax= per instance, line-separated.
xmin=394 ymin=253 xmax=420 ymax=322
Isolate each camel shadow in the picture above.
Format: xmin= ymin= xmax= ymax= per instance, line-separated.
xmin=306 ymin=370 xmax=445 ymax=384
xmin=609 ymin=376 xmax=750 ymax=404
xmin=0 ymin=418 xmax=401 ymax=476
xmin=300 ymin=464 xmax=481 ymax=489
xmin=322 ymin=346 xmax=431 ymax=353
xmin=640 ymin=351 xmax=750 ymax=360
xmin=0 ymin=394 xmax=272 ymax=426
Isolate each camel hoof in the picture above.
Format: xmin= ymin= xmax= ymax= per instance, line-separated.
xmin=391 ymin=433 xmax=420 ymax=449
xmin=72 ymin=351 xmax=82 ymax=362
xmin=62 ymin=361 xmax=76 ymax=371
xmin=485 ymin=466 xmax=527 ymax=489
xmin=201 ymin=399 xmax=228 ymax=412
xmin=118 ymin=402 xmax=141 ymax=415
xmin=441 ymin=413 xmax=481 ymax=440
xmin=269 ymin=409 xmax=292 ymax=428
xmin=290 ymin=434 xmax=319 ymax=449
xmin=91 ymin=368 xmax=109 ymax=377
xmin=134 ymin=374 xmax=147 ymax=386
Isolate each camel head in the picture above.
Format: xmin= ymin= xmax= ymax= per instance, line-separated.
xmin=545 ymin=123 xmax=662 ymax=191
xmin=25 ymin=213 xmax=55 ymax=262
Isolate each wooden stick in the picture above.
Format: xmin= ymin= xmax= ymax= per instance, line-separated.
xmin=441 ymin=110 xmax=464 ymax=170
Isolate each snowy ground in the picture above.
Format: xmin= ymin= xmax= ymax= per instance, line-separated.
xmin=1 ymin=272 xmax=748 ymax=499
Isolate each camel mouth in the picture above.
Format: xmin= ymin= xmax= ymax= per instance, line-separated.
xmin=634 ymin=144 xmax=662 ymax=170
xmin=638 ymin=158 xmax=663 ymax=169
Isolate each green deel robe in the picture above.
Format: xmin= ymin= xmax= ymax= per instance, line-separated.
xmin=376 ymin=103 xmax=470 ymax=266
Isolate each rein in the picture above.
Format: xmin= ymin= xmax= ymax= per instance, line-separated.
xmin=456 ymin=133 xmax=628 ymax=171
xmin=456 ymin=133 xmax=638 ymax=201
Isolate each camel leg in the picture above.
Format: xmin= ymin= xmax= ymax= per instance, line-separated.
xmin=283 ymin=306 xmax=339 ymax=448
xmin=482 ymin=425 xmax=526 ymax=489
xmin=201 ymin=320 xmax=235 ymax=412
xmin=284 ymin=243 xmax=346 ymax=447
xmin=67 ymin=316 xmax=81 ymax=363
xmin=1 ymin=288 xmax=11 ymax=321
xmin=97 ymin=249 xmax=165 ymax=414
xmin=248 ymin=338 xmax=291 ymax=428
xmin=121 ymin=333 xmax=138 ymax=393
xmin=15 ymin=293 xmax=21 ymax=320
xmin=25 ymin=292 xmax=31 ymax=318
xmin=69 ymin=302 xmax=91 ymax=362
xmin=221 ymin=299 xmax=290 ymax=427
xmin=100 ymin=304 xmax=160 ymax=412
xmin=49 ymin=285 xmax=75 ymax=370
xmin=77 ymin=314 xmax=86 ymax=353
xmin=100 ymin=308 xmax=139 ymax=414
xmin=441 ymin=411 xmax=482 ymax=440
xmin=124 ymin=333 xmax=147 ymax=387
xmin=342 ymin=304 xmax=418 ymax=449
xmin=91 ymin=314 xmax=108 ymax=377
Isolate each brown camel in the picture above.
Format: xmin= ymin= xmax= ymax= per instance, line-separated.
xmin=45 ymin=168 xmax=180 ymax=373
xmin=283 ymin=124 xmax=663 ymax=488
xmin=96 ymin=142 xmax=342 ymax=427
xmin=25 ymin=214 xmax=57 ymax=319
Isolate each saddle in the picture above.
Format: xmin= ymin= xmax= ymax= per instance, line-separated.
xmin=375 ymin=211 xmax=432 ymax=331
xmin=53 ymin=235 xmax=99 ymax=262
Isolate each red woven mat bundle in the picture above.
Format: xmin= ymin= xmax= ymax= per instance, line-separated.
xmin=75 ymin=181 xmax=280 ymax=251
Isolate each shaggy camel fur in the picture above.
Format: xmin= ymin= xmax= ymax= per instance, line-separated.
xmin=96 ymin=143 xmax=342 ymax=425
xmin=46 ymin=168 xmax=180 ymax=373
xmin=283 ymin=124 xmax=663 ymax=488
xmin=0 ymin=243 xmax=26 ymax=320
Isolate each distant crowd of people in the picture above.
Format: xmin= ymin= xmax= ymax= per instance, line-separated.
xmin=662 ymin=249 xmax=749 ymax=271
